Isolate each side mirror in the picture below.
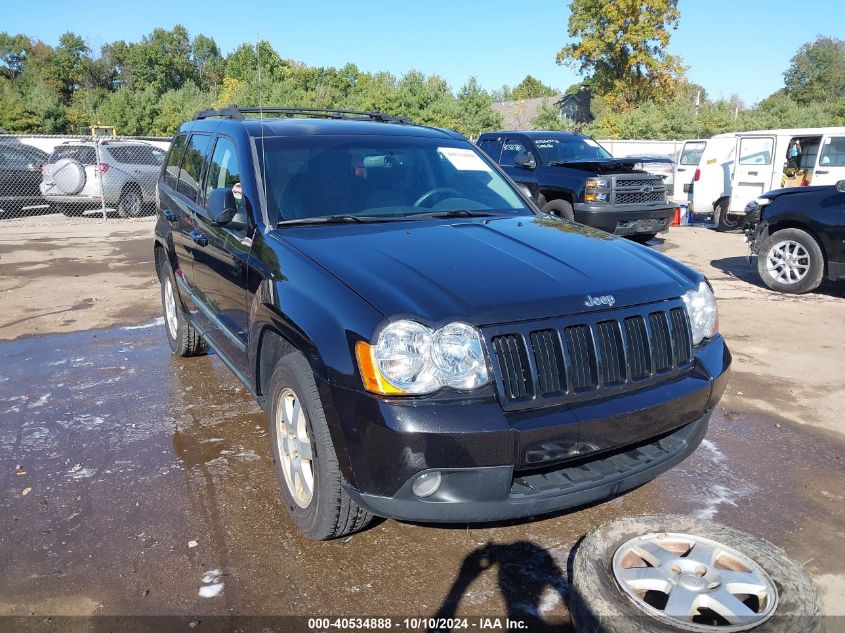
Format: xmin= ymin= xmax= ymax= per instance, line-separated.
xmin=837 ymin=180 xmax=845 ymax=193
xmin=207 ymin=187 xmax=238 ymax=225
xmin=514 ymin=152 xmax=536 ymax=170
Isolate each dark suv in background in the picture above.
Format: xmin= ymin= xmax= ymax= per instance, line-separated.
xmin=477 ymin=131 xmax=675 ymax=241
xmin=153 ymin=107 xmax=729 ymax=540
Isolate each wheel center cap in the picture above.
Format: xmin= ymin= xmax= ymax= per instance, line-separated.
xmin=678 ymin=573 xmax=708 ymax=592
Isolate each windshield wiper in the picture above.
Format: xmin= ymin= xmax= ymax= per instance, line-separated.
xmin=402 ymin=209 xmax=497 ymax=220
xmin=277 ymin=214 xmax=387 ymax=226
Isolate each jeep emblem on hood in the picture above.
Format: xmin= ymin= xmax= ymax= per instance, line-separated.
xmin=585 ymin=294 xmax=616 ymax=308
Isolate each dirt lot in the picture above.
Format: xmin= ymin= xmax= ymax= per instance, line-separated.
xmin=1 ymin=216 xmax=844 ymax=628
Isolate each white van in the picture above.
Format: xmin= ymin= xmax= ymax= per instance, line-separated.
xmin=684 ymin=127 xmax=845 ymax=231
xmin=728 ymin=127 xmax=845 ymax=218
xmin=673 ymin=139 xmax=707 ymax=199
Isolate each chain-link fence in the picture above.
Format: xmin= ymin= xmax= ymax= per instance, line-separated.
xmin=0 ymin=134 xmax=171 ymax=221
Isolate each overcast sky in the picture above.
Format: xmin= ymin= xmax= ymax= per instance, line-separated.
xmin=6 ymin=0 xmax=844 ymax=104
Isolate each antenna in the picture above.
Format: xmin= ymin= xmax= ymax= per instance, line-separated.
xmin=257 ymin=34 xmax=268 ymax=225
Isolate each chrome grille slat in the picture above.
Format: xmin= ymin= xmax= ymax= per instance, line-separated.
xmin=487 ymin=299 xmax=694 ymax=412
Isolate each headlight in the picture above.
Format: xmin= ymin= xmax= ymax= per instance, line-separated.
xmin=682 ymin=281 xmax=719 ymax=346
xmin=754 ymin=197 xmax=772 ymax=206
xmin=586 ymin=178 xmax=609 ymax=189
xmin=584 ymin=192 xmax=609 ymax=202
xmin=356 ymin=320 xmax=489 ymax=395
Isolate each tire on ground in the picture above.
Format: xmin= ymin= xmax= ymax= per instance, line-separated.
xmin=157 ymin=257 xmax=208 ymax=357
xmin=713 ymin=200 xmax=741 ymax=232
xmin=268 ymin=352 xmax=372 ymax=540
xmin=756 ymin=228 xmax=825 ymax=295
xmin=541 ymin=198 xmax=575 ymax=221
xmin=629 ymin=233 xmax=657 ymax=244
xmin=117 ymin=183 xmax=144 ymax=218
xmin=570 ymin=514 xmax=823 ymax=633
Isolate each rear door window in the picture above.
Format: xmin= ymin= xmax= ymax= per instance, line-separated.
xmin=164 ymin=135 xmax=187 ymax=189
xmin=49 ymin=145 xmax=96 ymax=165
xmin=177 ymin=134 xmax=211 ymax=201
xmin=680 ymin=141 xmax=706 ymax=165
xmin=738 ymin=137 xmax=773 ymax=165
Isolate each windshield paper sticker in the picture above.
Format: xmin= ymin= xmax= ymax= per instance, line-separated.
xmin=439 ymin=147 xmax=492 ymax=171
xmin=584 ymin=139 xmax=600 ymax=147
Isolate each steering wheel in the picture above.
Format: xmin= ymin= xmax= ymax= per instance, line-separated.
xmin=413 ymin=187 xmax=462 ymax=208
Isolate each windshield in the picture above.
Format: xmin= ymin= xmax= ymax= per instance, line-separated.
xmin=532 ymin=136 xmax=612 ymax=163
xmin=258 ymin=136 xmax=530 ymax=224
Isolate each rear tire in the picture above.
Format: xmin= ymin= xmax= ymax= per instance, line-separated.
xmin=158 ymin=258 xmax=208 ymax=357
xmin=756 ymin=228 xmax=824 ymax=294
xmin=268 ymin=352 xmax=372 ymax=540
xmin=541 ymin=198 xmax=575 ymax=221
xmin=117 ymin=184 xmax=143 ymax=218
xmin=713 ymin=201 xmax=741 ymax=232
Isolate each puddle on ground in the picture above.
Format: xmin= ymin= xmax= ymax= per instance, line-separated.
xmin=0 ymin=324 xmax=843 ymax=620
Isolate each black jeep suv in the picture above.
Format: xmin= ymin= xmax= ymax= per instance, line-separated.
xmin=476 ymin=131 xmax=675 ymax=241
xmin=745 ymin=180 xmax=845 ymax=294
xmin=154 ymin=107 xmax=730 ymax=540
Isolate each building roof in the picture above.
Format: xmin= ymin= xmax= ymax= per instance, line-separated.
xmin=491 ymin=95 xmax=564 ymax=131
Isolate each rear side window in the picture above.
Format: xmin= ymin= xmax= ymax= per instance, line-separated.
xmin=164 ymin=135 xmax=187 ymax=189
xmin=108 ymin=145 xmax=165 ymax=166
xmin=177 ymin=134 xmax=211 ymax=201
xmin=49 ymin=145 xmax=96 ymax=165
xmin=819 ymin=136 xmax=845 ymax=167
xmin=478 ymin=138 xmax=503 ymax=162
xmin=680 ymin=141 xmax=706 ymax=165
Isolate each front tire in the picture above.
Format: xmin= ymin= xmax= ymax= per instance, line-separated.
xmin=268 ymin=352 xmax=372 ymax=540
xmin=541 ymin=198 xmax=575 ymax=221
xmin=158 ymin=259 xmax=208 ymax=357
xmin=757 ymin=228 xmax=824 ymax=294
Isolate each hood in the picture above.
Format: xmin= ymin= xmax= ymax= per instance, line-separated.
xmin=764 ymin=184 xmax=836 ymax=199
xmin=274 ymin=216 xmax=699 ymax=326
xmin=551 ymin=156 xmax=654 ymax=172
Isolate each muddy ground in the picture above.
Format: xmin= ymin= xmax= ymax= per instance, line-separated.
xmin=1 ymin=216 xmax=843 ymax=628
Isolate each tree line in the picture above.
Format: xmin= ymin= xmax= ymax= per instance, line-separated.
xmin=1 ymin=7 xmax=843 ymax=140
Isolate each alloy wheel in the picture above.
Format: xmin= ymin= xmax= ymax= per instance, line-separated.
xmin=275 ymin=388 xmax=315 ymax=508
xmin=766 ymin=240 xmax=810 ymax=284
xmin=612 ymin=532 xmax=778 ymax=631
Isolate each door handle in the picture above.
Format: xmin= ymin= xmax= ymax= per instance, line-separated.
xmin=677 ymin=168 xmax=686 ymax=172
xmin=189 ymin=230 xmax=208 ymax=246
xmin=748 ymin=171 xmax=758 ymax=176
xmin=162 ymin=209 xmax=177 ymax=222
xmin=816 ymin=170 xmax=829 ymax=175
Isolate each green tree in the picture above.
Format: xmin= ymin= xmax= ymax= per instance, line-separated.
xmin=0 ymin=33 xmax=32 ymax=80
xmin=531 ymin=99 xmax=577 ymax=131
xmin=511 ymin=75 xmax=556 ymax=100
xmin=96 ymin=87 xmax=159 ymax=135
xmin=48 ymin=32 xmax=90 ymax=100
xmin=112 ymin=26 xmax=197 ymax=93
xmin=556 ymin=0 xmax=685 ymax=107
xmin=152 ymin=82 xmax=217 ymax=135
xmin=783 ymin=35 xmax=845 ymax=105
xmin=455 ymin=77 xmax=501 ymax=137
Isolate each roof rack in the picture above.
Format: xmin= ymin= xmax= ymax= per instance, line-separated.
xmin=193 ymin=106 xmax=413 ymax=125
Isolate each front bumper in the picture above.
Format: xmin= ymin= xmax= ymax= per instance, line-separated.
xmin=325 ymin=336 xmax=730 ymax=523
xmin=572 ymin=203 xmax=675 ymax=235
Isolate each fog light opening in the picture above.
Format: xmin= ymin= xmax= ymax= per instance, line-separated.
xmin=411 ymin=471 xmax=442 ymax=498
